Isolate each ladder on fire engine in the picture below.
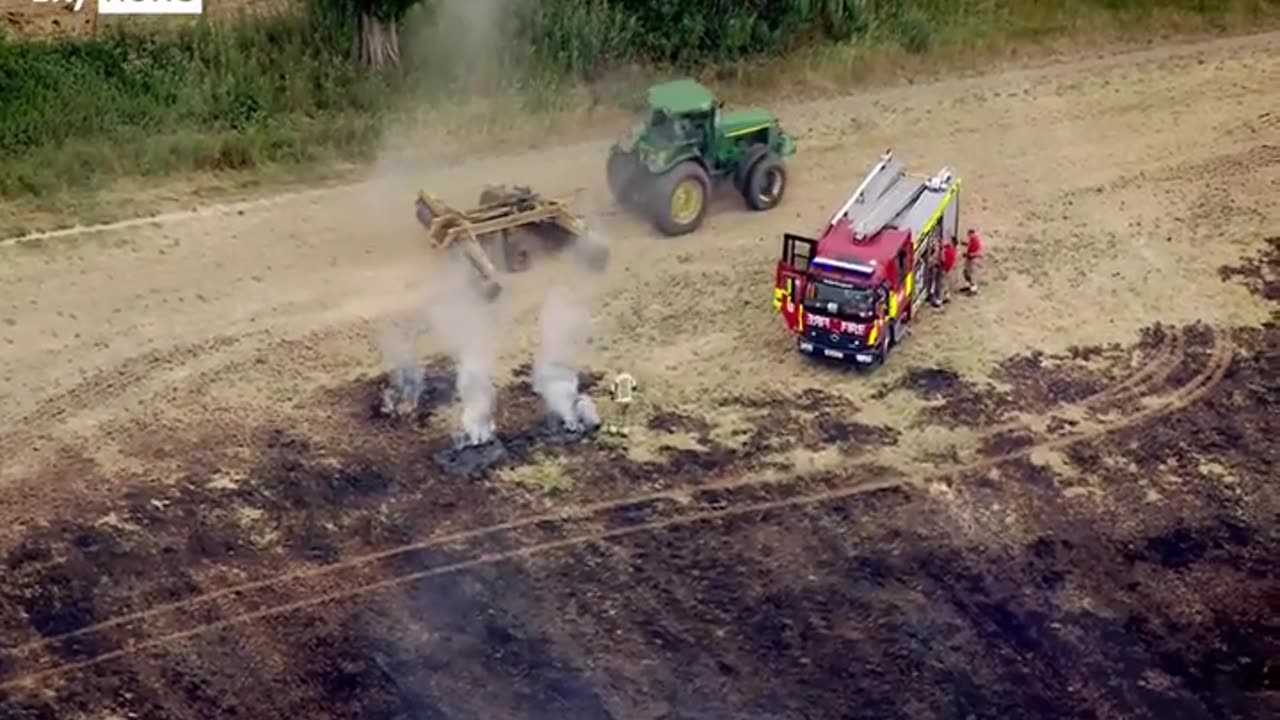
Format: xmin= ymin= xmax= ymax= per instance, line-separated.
xmin=828 ymin=149 xmax=955 ymax=241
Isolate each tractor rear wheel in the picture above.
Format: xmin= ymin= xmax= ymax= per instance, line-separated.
xmin=649 ymin=161 xmax=710 ymax=236
xmin=742 ymin=152 xmax=786 ymax=211
xmin=607 ymin=150 xmax=641 ymax=207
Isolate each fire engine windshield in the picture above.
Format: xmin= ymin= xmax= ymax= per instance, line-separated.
xmin=805 ymin=280 xmax=876 ymax=317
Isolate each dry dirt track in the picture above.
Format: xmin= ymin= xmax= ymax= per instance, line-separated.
xmin=0 ymin=31 xmax=1277 ymax=720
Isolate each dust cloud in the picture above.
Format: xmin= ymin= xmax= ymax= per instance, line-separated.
xmin=430 ymin=0 xmax=506 ymax=81
xmin=366 ymin=0 xmax=614 ymax=443
xmin=362 ymin=0 xmax=518 ymax=441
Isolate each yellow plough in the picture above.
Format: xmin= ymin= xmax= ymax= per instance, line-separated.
xmin=415 ymin=185 xmax=608 ymax=301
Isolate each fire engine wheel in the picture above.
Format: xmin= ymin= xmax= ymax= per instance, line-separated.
xmin=876 ymin=337 xmax=890 ymax=367
xmin=650 ymin=161 xmax=710 ymax=236
xmin=743 ymin=153 xmax=786 ymax=211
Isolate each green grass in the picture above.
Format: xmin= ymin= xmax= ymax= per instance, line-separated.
xmin=0 ymin=3 xmax=388 ymax=197
xmin=1 ymin=0 xmax=1277 ymax=219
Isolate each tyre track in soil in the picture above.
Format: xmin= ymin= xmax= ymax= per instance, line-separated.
xmin=0 ymin=334 xmax=1234 ymax=691
xmin=981 ymin=328 xmax=1184 ymax=436
xmin=0 ymin=283 xmax=425 ymax=462
xmin=0 ymin=330 xmax=270 ymax=453
xmin=0 ymin=328 xmax=1191 ymax=661
xmin=1087 ymin=331 xmax=1185 ymax=407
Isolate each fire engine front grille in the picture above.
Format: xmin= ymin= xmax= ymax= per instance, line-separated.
xmin=804 ymin=327 xmax=865 ymax=351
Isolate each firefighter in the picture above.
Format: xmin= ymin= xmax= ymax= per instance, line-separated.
xmin=963 ymin=228 xmax=984 ymax=294
xmin=925 ymin=241 xmax=942 ymax=307
xmin=934 ymin=236 xmax=958 ymax=306
xmin=607 ymin=371 xmax=637 ymax=436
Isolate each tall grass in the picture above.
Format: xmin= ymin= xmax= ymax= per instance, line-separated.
xmin=1 ymin=0 xmax=1276 ymax=202
xmin=0 ymin=3 xmax=386 ymax=196
xmin=511 ymin=0 xmax=1279 ymax=81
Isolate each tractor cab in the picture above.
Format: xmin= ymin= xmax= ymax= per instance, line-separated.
xmin=646 ymin=107 xmax=690 ymax=146
xmin=773 ymin=151 xmax=962 ymax=367
xmin=627 ymin=80 xmax=716 ymax=157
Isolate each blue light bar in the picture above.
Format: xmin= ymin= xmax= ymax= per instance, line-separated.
xmin=812 ymin=256 xmax=876 ymax=275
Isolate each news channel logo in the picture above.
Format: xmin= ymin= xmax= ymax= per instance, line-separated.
xmin=31 ymin=0 xmax=204 ymax=15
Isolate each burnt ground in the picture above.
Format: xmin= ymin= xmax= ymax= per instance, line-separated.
xmin=872 ymin=328 xmax=1158 ymax=429
xmin=1218 ymin=236 xmax=1280 ymax=304
xmin=0 ymin=248 xmax=1276 ymax=718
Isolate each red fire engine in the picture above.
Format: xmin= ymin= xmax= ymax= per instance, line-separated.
xmin=773 ymin=150 xmax=962 ymax=366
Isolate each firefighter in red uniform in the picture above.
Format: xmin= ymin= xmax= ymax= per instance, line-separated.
xmin=933 ymin=236 xmax=957 ymax=307
xmin=963 ymin=228 xmax=984 ymax=294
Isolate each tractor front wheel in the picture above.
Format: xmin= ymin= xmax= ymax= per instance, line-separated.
xmin=607 ymin=150 xmax=641 ymax=207
xmin=743 ymin=152 xmax=787 ymax=211
xmin=649 ymin=161 xmax=710 ymax=236
xmin=734 ymin=144 xmax=769 ymax=193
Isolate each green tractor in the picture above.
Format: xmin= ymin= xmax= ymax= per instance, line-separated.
xmin=606 ymin=78 xmax=797 ymax=236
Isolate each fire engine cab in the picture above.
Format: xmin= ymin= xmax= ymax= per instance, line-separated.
xmin=773 ymin=150 xmax=961 ymax=366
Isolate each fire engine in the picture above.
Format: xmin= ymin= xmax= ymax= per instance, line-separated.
xmin=773 ymin=150 xmax=961 ymax=366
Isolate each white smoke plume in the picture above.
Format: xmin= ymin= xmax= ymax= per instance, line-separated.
xmin=574 ymin=392 xmax=601 ymax=428
xmin=455 ymin=342 xmax=498 ymax=445
xmin=532 ymin=283 xmax=598 ymax=432
xmin=421 ymin=251 xmax=501 ymax=446
xmin=376 ymin=320 xmax=428 ymax=416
